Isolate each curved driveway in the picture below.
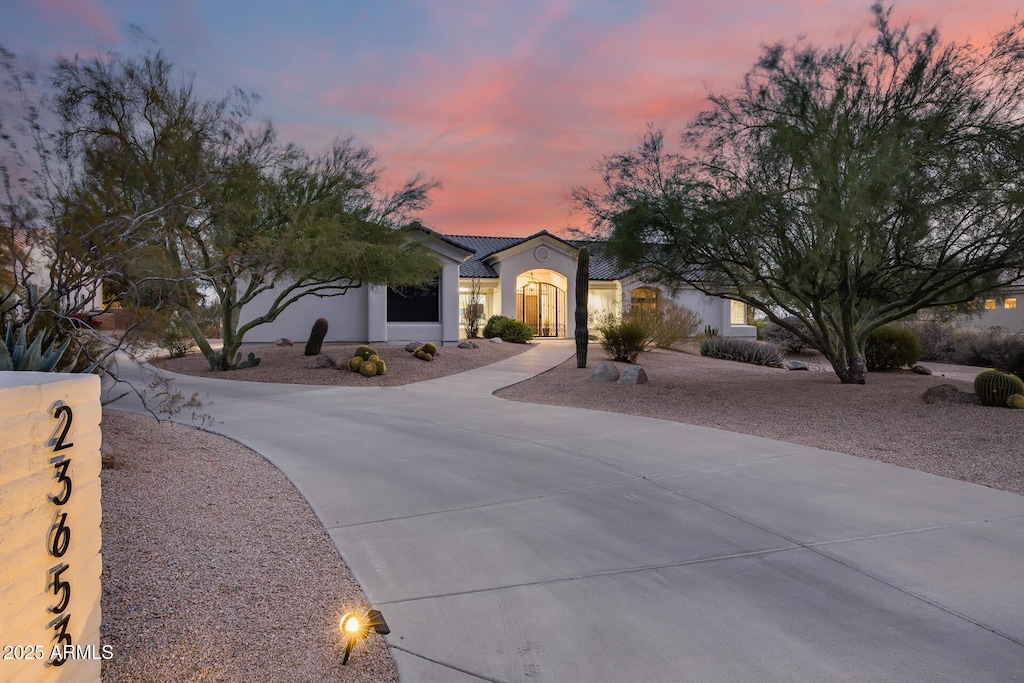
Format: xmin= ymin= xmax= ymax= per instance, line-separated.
xmin=111 ymin=341 xmax=1024 ymax=682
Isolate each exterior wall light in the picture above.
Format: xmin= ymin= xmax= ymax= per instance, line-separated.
xmin=339 ymin=609 xmax=390 ymax=665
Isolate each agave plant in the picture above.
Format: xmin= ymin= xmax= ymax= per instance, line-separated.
xmin=1 ymin=323 xmax=100 ymax=373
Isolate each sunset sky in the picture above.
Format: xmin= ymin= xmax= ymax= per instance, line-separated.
xmin=4 ymin=0 xmax=1021 ymax=236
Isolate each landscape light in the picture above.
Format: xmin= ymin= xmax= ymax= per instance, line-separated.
xmin=339 ymin=609 xmax=390 ymax=665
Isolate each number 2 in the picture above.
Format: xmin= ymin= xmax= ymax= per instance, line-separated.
xmin=52 ymin=404 xmax=74 ymax=451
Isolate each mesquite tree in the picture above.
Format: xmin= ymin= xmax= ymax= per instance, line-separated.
xmin=574 ymin=5 xmax=1024 ymax=384
xmin=575 ymin=247 xmax=590 ymax=368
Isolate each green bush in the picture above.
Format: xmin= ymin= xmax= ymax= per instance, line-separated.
xmin=482 ymin=315 xmax=511 ymax=339
xmin=864 ymin=324 xmax=922 ymax=370
xmin=597 ymin=319 xmax=648 ymax=363
xmin=498 ymin=320 xmax=533 ymax=343
xmin=622 ymin=301 xmax=702 ymax=349
xmin=162 ymin=311 xmax=197 ymax=358
xmin=700 ymin=336 xmax=785 ymax=367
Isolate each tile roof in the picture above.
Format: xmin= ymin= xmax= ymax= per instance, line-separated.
xmin=442 ymin=233 xmax=633 ymax=280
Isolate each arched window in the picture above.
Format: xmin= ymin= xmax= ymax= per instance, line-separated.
xmin=630 ymin=286 xmax=659 ymax=314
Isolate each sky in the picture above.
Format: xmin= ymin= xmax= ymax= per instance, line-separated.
xmin=4 ymin=0 xmax=1021 ymax=237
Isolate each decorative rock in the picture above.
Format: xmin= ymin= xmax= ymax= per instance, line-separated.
xmin=618 ymin=365 xmax=648 ymax=385
xmin=922 ymin=384 xmax=979 ymax=405
xmin=405 ymin=342 xmax=424 ymax=352
xmin=785 ymin=360 xmax=809 ymax=371
xmin=590 ymin=361 xmax=620 ymax=383
xmin=912 ymin=364 xmax=932 ymax=375
xmin=311 ymin=355 xmax=335 ymax=369
xmin=274 ymin=338 xmax=294 ymax=346
xmin=491 ymin=337 xmax=503 ymax=343
xmin=458 ymin=341 xmax=479 ymax=349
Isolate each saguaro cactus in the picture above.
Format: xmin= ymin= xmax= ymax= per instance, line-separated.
xmin=304 ymin=318 xmax=329 ymax=356
xmin=575 ymin=247 xmax=590 ymax=368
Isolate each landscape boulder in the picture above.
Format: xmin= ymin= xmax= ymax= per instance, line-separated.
xmin=618 ymin=365 xmax=648 ymax=385
xmin=912 ymin=364 xmax=932 ymax=375
xmin=590 ymin=361 xmax=620 ymax=383
xmin=785 ymin=360 xmax=809 ymax=371
xmin=491 ymin=337 xmax=503 ymax=344
xmin=922 ymin=384 xmax=979 ymax=405
xmin=405 ymin=342 xmax=424 ymax=352
xmin=311 ymin=355 xmax=335 ymax=369
xmin=274 ymin=338 xmax=294 ymax=346
xmin=458 ymin=341 xmax=479 ymax=349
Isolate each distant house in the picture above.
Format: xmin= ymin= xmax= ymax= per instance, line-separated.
xmin=2 ymin=227 xmax=104 ymax=316
xmin=238 ymin=225 xmax=756 ymax=346
xmin=970 ymin=287 xmax=1023 ymax=333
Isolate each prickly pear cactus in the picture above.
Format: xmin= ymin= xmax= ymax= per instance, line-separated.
xmin=974 ymin=368 xmax=1024 ymax=407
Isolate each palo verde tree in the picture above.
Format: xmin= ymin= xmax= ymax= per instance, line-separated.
xmin=574 ymin=4 xmax=1024 ymax=384
xmin=53 ymin=50 xmax=441 ymax=370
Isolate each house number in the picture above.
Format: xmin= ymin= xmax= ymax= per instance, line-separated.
xmin=47 ymin=404 xmax=74 ymax=666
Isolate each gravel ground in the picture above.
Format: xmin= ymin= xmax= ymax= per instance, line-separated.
xmin=100 ymin=410 xmax=398 ymax=682
xmin=158 ymin=341 xmax=529 ymax=386
xmin=101 ymin=339 xmax=1021 ymax=681
xmin=497 ymin=345 xmax=1024 ymax=496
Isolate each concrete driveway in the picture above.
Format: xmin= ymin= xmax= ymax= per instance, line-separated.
xmin=109 ymin=341 xmax=1024 ymax=682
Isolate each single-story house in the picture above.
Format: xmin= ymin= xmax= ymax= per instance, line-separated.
xmin=239 ymin=225 xmax=756 ymax=346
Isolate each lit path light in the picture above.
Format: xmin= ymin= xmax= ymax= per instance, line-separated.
xmin=339 ymin=609 xmax=390 ymax=665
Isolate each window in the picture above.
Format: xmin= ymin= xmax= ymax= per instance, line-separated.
xmin=630 ymin=287 xmax=659 ymax=313
xmin=984 ymin=299 xmax=996 ymax=310
xmin=387 ymin=277 xmax=440 ymax=322
xmin=1005 ymin=298 xmax=1017 ymax=310
xmin=730 ymin=300 xmax=746 ymax=325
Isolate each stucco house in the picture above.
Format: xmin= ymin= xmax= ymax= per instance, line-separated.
xmin=238 ymin=225 xmax=757 ymax=346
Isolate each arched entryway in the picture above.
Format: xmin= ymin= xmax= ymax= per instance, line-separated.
xmin=515 ymin=270 xmax=567 ymax=337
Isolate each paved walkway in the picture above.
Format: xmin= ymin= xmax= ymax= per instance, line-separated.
xmin=108 ymin=341 xmax=1024 ymax=682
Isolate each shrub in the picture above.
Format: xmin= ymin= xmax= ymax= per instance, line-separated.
xmin=1007 ymin=394 xmax=1024 ymax=409
xmin=761 ymin=318 xmax=812 ymax=353
xmin=975 ymin=368 xmax=1024 ymax=407
xmin=624 ymin=301 xmax=702 ymax=349
xmin=864 ymin=324 xmax=922 ymax=370
xmin=700 ymin=336 xmax=785 ymax=367
xmin=162 ymin=311 xmax=196 ymax=359
xmin=596 ymin=319 xmax=648 ymax=363
xmin=907 ymin=320 xmax=1024 ymax=368
xmin=483 ymin=315 xmax=511 ymax=339
xmin=497 ymin=320 xmax=534 ymax=343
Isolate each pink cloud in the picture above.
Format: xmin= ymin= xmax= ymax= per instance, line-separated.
xmin=35 ymin=0 xmax=119 ymax=44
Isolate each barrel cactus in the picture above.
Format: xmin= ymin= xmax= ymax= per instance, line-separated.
xmin=974 ymin=369 xmax=1024 ymax=407
xmin=304 ymin=318 xmax=329 ymax=356
xmin=1008 ymin=393 xmax=1024 ymax=409
xmin=348 ymin=356 xmax=362 ymax=372
xmin=375 ymin=359 xmax=386 ymax=375
xmin=355 ymin=345 xmax=377 ymax=361
xmin=358 ymin=360 xmax=378 ymax=377
xmin=421 ymin=342 xmax=438 ymax=356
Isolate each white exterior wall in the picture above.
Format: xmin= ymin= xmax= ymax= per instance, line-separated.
xmin=238 ymin=283 xmax=370 ymax=343
xmin=620 ymin=277 xmax=756 ymax=338
xmin=974 ymin=288 xmax=1024 ymax=333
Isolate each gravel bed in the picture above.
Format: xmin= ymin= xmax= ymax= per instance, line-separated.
xmin=496 ymin=346 xmax=1024 ymax=496
xmin=100 ymin=410 xmax=398 ymax=682
xmin=158 ymin=341 xmax=529 ymax=386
